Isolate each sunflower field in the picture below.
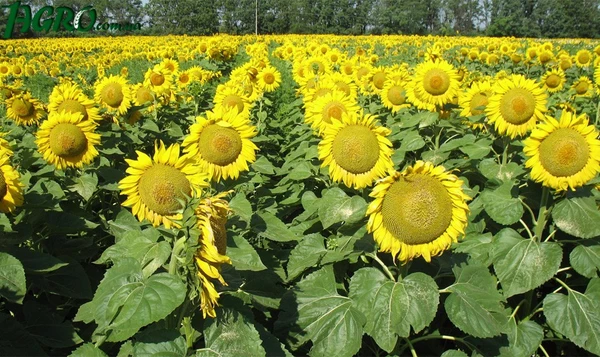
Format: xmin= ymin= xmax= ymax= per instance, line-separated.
xmin=1 ymin=34 xmax=600 ymax=357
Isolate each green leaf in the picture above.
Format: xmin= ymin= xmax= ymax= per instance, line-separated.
xmin=96 ymin=232 xmax=171 ymax=278
xmin=229 ymin=193 xmax=253 ymax=223
xmin=3 ymin=247 xmax=68 ymax=273
xmin=286 ymin=234 xmax=327 ymax=281
xmin=552 ymin=196 xmax=600 ymax=239
xmin=133 ymin=329 xmax=187 ymax=357
xmin=287 ymin=162 xmax=313 ymax=180
xmin=453 ymin=232 xmax=494 ymax=267
xmin=75 ymin=258 xmax=186 ymax=342
xmin=478 ymin=159 xmax=525 ymax=182
xmin=499 ymin=320 xmax=543 ymax=357
xmin=544 ymin=278 xmax=600 ymax=355
xmin=481 ymin=181 xmax=523 ymax=225
xmin=398 ymin=130 xmax=426 ymax=151
xmin=349 ymin=268 xmax=439 ymax=352
xmin=459 ymin=139 xmax=492 ymax=159
xmin=570 ymin=244 xmax=600 ymax=278
xmin=252 ymin=156 xmax=276 ymax=175
xmin=276 ymin=265 xmax=365 ymax=357
xmin=253 ymin=212 xmax=299 ymax=242
xmin=0 ymin=251 xmax=26 ymax=303
xmin=0 ymin=313 xmax=46 ymax=356
xmin=69 ymin=343 xmax=109 ymax=357
xmin=444 ymin=264 xmax=509 ymax=338
xmin=441 ymin=350 xmax=469 ymax=357
xmin=227 ymin=234 xmax=266 ymax=271
xmin=24 ymin=300 xmax=83 ymax=348
xmin=318 ymin=188 xmax=367 ymax=229
xmin=492 ymin=230 xmax=562 ymax=297
xmin=198 ymin=308 xmax=265 ymax=357
xmin=110 ymin=209 xmax=143 ymax=241
xmin=70 ymin=172 xmax=98 ymax=201
xmin=30 ymin=259 xmax=92 ymax=299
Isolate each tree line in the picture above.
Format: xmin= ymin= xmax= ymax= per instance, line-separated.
xmin=2 ymin=0 xmax=600 ymax=38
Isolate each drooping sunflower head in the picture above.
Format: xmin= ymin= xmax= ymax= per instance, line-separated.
xmin=48 ymin=81 xmax=101 ymax=122
xmin=318 ymin=111 xmax=394 ymax=189
xmin=523 ymin=111 xmax=600 ymax=191
xmin=195 ymin=191 xmax=233 ymax=319
xmin=541 ymin=68 xmax=566 ymax=93
xmin=366 ymin=161 xmax=470 ymax=263
xmin=5 ymin=92 xmax=45 ymax=126
xmin=35 ymin=111 xmax=100 ymax=170
xmin=305 ymin=90 xmax=360 ymax=136
xmin=0 ymin=152 xmax=23 ymax=213
xmin=182 ymin=107 xmax=258 ymax=182
xmin=119 ymin=141 xmax=210 ymax=229
xmin=406 ymin=59 xmax=460 ymax=111
xmin=94 ymin=75 xmax=132 ymax=115
xmin=485 ymin=74 xmax=548 ymax=139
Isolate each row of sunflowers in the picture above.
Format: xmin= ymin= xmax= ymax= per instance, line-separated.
xmin=0 ymin=35 xmax=599 ymax=356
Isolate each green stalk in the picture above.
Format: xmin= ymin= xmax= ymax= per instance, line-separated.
xmin=533 ymin=187 xmax=550 ymax=241
xmin=366 ymin=253 xmax=395 ymax=282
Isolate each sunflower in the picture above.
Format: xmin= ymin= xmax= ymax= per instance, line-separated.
xmin=131 ymin=83 xmax=156 ymax=108
xmin=406 ymin=59 xmax=460 ymax=111
xmin=256 ymin=65 xmax=281 ymax=93
xmin=0 ymin=152 xmax=23 ymax=213
xmin=486 ymin=74 xmax=547 ymax=139
xmin=459 ymin=80 xmax=493 ymax=117
xmin=574 ymin=49 xmax=593 ymax=68
xmin=369 ymin=66 xmax=388 ymax=94
xmin=5 ymin=93 xmax=45 ymax=126
xmin=318 ymin=111 xmax=393 ymax=189
xmin=195 ymin=191 xmax=232 ymax=318
xmin=541 ymin=68 xmax=566 ymax=93
xmin=119 ymin=141 xmax=209 ymax=229
xmin=380 ymin=78 xmax=410 ymax=113
xmin=48 ymin=81 xmax=101 ymax=122
xmin=175 ymin=70 xmax=194 ymax=90
xmin=182 ymin=107 xmax=258 ymax=182
xmin=144 ymin=63 xmax=173 ymax=96
xmin=366 ymin=161 xmax=470 ymax=263
xmin=35 ymin=111 xmax=100 ymax=170
xmin=305 ymin=90 xmax=360 ymax=136
xmin=523 ymin=111 xmax=600 ymax=191
xmin=94 ymin=75 xmax=132 ymax=115
xmin=213 ymin=84 xmax=252 ymax=119
xmin=571 ymin=76 xmax=594 ymax=97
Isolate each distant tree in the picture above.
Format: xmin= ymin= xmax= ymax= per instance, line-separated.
xmin=146 ymin=0 xmax=218 ymax=35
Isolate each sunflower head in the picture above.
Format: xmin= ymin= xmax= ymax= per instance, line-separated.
xmin=366 ymin=161 xmax=470 ymax=263
xmin=0 ymin=152 xmax=23 ymax=213
xmin=486 ymin=74 xmax=547 ymax=139
xmin=523 ymin=111 xmax=600 ymax=191
xmin=94 ymin=75 xmax=132 ymax=115
xmin=318 ymin=111 xmax=394 ymax=189
xmin=35 ymin=111 xmax=100 ymax=170
xmin=119 ymin=141 xmax=210 ymax=228
xmin=182 ymin=107 xmax=258 ymax=182
xmin=48 ymin=81 xmax=100 ymax=122
xmin=406 ymin=59 xmax=460 ymax=111
xmin=6 ymin=92 xmax=45 ymax=126
xmin=195 ymin=191 xmax=233 ymax=318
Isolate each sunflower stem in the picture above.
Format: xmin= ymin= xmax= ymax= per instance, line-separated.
xmin=398 ymin=335 xmax=479 ymax=355
xmin=366 ymin=253 xmax=395 ymax=282
xmin=501 ymin=136 xmax=510 ymax=166
xmin=404 ymin=338 xmax=418 ymax=357
xmin=539 ymin=343 xmax=551 ymax=357
xmin=168 ymin=236 xmax=187 ymax=276
xmin=533 ymin=187 xmax=550 ymax=241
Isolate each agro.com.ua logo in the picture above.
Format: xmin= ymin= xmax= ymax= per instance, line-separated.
xmin=2 ymin=1 xmax=143 ymax=39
